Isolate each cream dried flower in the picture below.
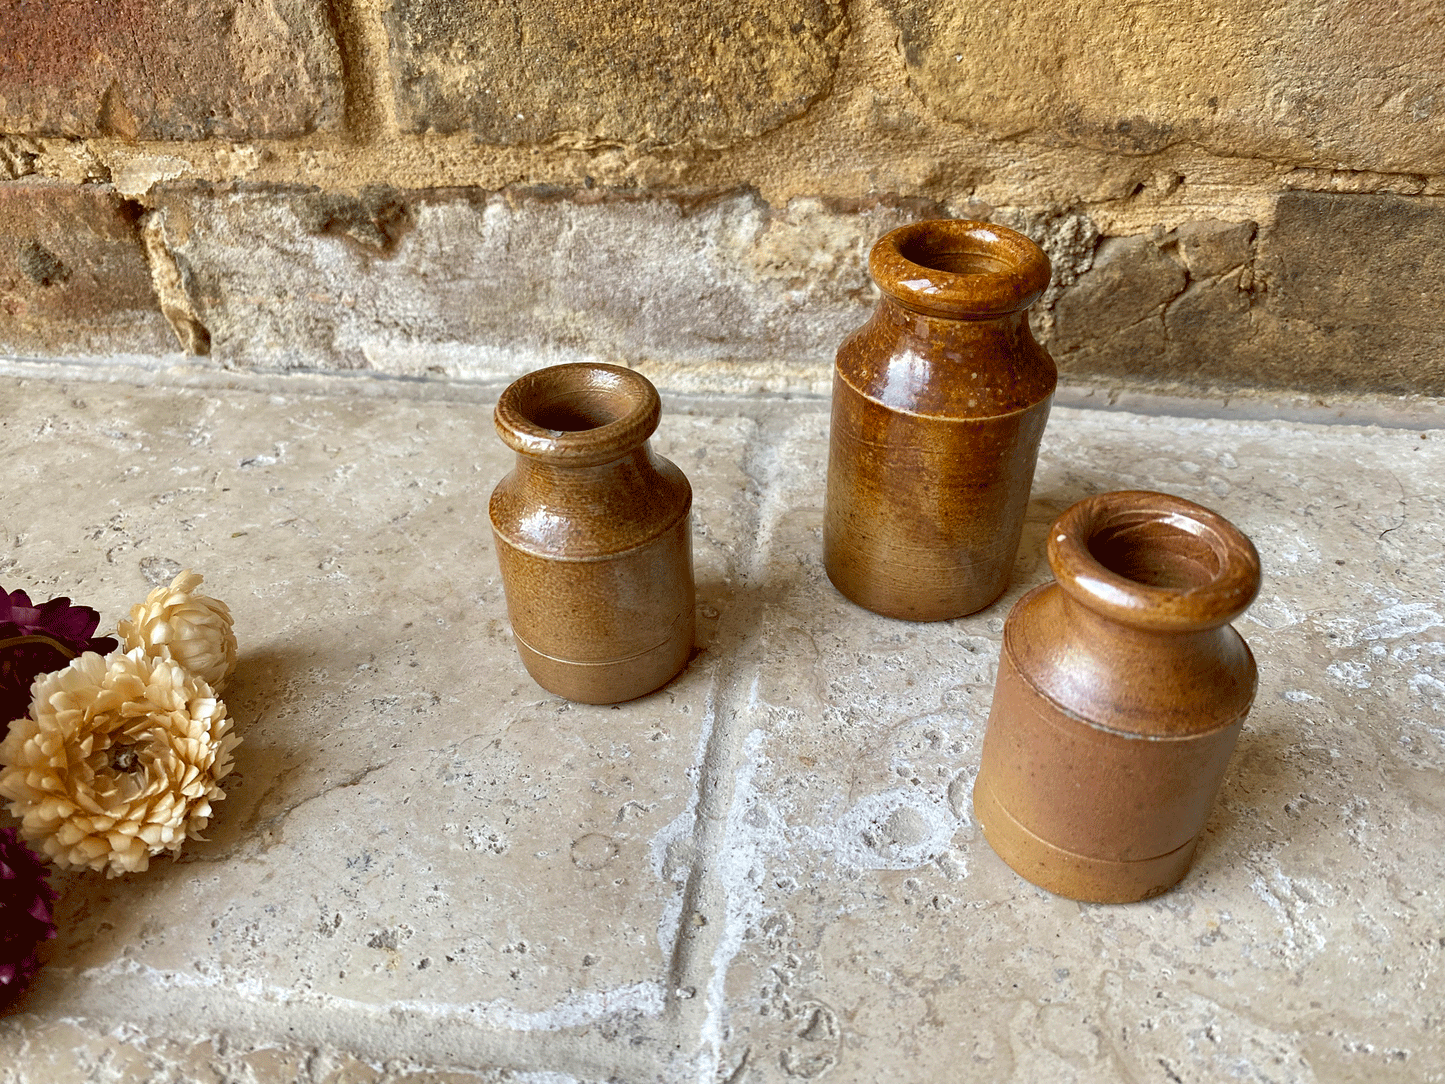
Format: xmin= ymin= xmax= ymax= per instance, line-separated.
xmin=118 ymin=570 xmax=237 ymax=691
xmin=0 ymin=648 xmax=238 ymax=877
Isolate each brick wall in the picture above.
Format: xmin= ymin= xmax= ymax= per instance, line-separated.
xmin=1 ymin=0 xmax=1442 ymax=396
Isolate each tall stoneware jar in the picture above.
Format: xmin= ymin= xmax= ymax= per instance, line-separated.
xmin=490 ymin=363 xmax=695 ymax=704
xmin=823 ymin=220 xmax=1056 ymax=620
xmin=973 ymin=491 xmax=1262 ymax=903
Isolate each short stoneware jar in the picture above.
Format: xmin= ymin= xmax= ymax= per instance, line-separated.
xmin=489 ymin=363 xmax=695 ymax=704
xmin=823 ymin=219 xmax=1056 ymax=621
xmin=973 ymin=490 xmax=1262 ymax=903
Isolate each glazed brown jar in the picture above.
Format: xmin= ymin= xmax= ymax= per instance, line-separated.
xmin=974 ymin=491 xmax=1262 ymax=903
xmin=490 ymin=363 xmax=695 ymax=704
xmin=823 ymin=220 xmax=1056 ymax=621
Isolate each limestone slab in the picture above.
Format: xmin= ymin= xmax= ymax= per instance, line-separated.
xmin=1 ymin=372 xmax=1443 ymax=1081
xmin=0 ymin=376 xmax=752 ymax=1077
xmin=708 ymin=405 xmax=1445 ymax=1082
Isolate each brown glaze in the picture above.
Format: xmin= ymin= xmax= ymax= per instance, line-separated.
xmin=823 ymin=220 xmax=1056 ymax=621
xmin=973 ymin=490 xmax=1262 ymax=903
xmin=490 ymin=363 xmax=695 ymax=704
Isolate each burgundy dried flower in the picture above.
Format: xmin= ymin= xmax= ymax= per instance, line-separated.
xmin=0 ymin=826 xmax=57 ymax=1006
xmin=1 ymin=588 xmax=118 ymax=741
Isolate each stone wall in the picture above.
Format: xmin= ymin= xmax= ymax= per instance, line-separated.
xmin=1 ymin=0 xmax=1442 ymax=396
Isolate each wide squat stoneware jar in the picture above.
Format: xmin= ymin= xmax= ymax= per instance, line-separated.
xmin=490 ymin=363 xmax=695 ymax=704
xmin=824 ymin=219 xmax=1056 ymax=621
xmin=973 ymin=490 xmax=1262 ymax=903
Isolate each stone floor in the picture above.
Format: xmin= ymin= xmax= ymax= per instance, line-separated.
xmin=0 ymin=366 xmax=1442 ymax=1084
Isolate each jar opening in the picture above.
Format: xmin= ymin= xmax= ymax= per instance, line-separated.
xmin=495 ymin=363 xmax=662 ymax=465
xmin=1047 ymin=492 xmax=1261 ymax=633
xmin=1086 ymin=517 xmax=1224 ymax=590
xmin=527 ymin=391 xmax=633 ymax=433
xmin=869 ymin=220 xmax=1052 ymax=319
xmin=896 ymin=236 xmax=1011 ymax=277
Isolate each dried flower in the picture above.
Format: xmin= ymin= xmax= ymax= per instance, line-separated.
xmin=0 ymin=827 xmax=57 ymax=1006
xmin=1 ymin=588 xmax=117 ymax=742
xmin=118 ymin=571 xmax=237 ymax=691
xmin=0 ymin=649 xmax=238 ymax=877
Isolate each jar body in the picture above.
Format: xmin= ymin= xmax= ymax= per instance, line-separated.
xmin=489 ymin=364 xmax=695 ymax=704
xmin=823 ymin=221 xmax=1056 ymax=621
xmin=973 ymin=491 xmax=1261 ymax=902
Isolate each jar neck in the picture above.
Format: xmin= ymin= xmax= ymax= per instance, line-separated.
xmin=509 ymin=444 xmax=659 ymax=504
xmin=839 ymin=295 xmax=1055 ymax=418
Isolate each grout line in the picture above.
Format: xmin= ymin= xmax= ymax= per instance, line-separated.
xmin=326 ymin=0 xmax=399 ymax=145
xmin=653 ymin=407 xmax=804 ymax=1080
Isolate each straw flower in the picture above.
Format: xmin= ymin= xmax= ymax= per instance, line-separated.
xmin=118 ymin=570 xmax=237 ymax=691
xmin=0 ymin=649 xmax=238 ymax=877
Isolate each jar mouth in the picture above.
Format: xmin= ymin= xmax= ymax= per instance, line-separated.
xmin=1048 ymin=491 xmax=1260 ymax=632
xmin=870 ymin=220 xmax=1051 ymax=319
xmin=495 ymin=363 xmax=661 ymax=465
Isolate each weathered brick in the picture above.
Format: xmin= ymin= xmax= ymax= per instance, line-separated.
xmin=0 ymin=0 xmax=343 ymax=140
xmin=1051 ymin=235 xmax=1185 ymax=357
xmin=385 ymin=0 xmax=846 ymax=146
xmin=1048 ymin=223 xmax=1257 ymax=389
xmin=1254 ymin=191 xmax=1445 ymax=394
xmin=0 ymin=181 xmax=174 ymax=356
xmin=886 ymin=0 xmax=1445 ymax=173
xmin=1046 ymin=196 xmax=1445 ymax=395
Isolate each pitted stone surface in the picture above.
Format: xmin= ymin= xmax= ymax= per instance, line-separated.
xmin=0 ymin=0 xmax=343 ymax=140
xmin=886 ymin=0 xmax=1445 ymax=174
xmin=1 ymin=370 xmax=1443 ymax=1081
xmin=384 ymin=0 xmax=846 ymax=147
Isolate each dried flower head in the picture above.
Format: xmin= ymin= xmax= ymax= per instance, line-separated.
xmin=118 ymin=571 xmax=237 ymax=691
xmin=0 ymin=649 xmax=238 ymax=877
xmin=0 ymin=827 xmax=57 ymax=1006
xmin=1 ymin=587 xmax=117 ymax=742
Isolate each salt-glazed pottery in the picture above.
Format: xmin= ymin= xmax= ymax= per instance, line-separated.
xmin=823 ymin=219 xmax=1056 ymax=621
xmin=490 ymin=363 xmax=694 ymax=704
xmin=974 ymin=490 xmax=1262 ymax=903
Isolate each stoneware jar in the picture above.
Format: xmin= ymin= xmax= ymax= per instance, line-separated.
xmin=490 ymin=363 xmax=695 ymax=704
xmin=973 ymin=490 xmax=1262 ymax=903
xmin=823 ymin=219 xmax=1056 ymax=621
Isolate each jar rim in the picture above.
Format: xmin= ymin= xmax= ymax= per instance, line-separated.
xmin=1047 ymin=490 xmax=1261 ymax=632
xmin=869 ymin=220 xmax=1052 ymax=319
xmin=495 ymin=363 xmax=661 ymax=465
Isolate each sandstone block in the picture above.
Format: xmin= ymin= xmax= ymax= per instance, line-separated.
xmin=0 ymin=181 xmax=174 ymax=356
xmin=1254 ymin=191 xmax=1445 ymax=394
xmin=384 ymin=0 xmax=846 ymax=146
xmin=1047 ymin=221 xmax=1257 ymax=390
xmin=888 ymin=0 xmax=1445 ymax=173
xmin=1046 ymin=194 xmax=1445 ymax=395
xmin=0 ymin=0 xmax=342 ymax=140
